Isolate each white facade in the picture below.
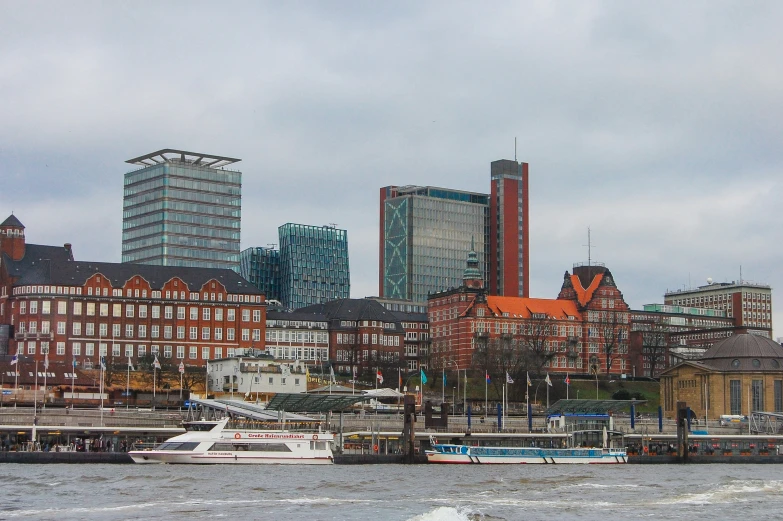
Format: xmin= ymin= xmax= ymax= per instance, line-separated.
xmin=207 ymin=357 xmax=308 ymax=397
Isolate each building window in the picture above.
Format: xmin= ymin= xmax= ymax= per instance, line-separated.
xmin=152 ymin=306 xmax=160 ymax=319
xmin=176 ymin=346 xmax=185 ymax=359
xmin=190 ymin=327 xmax=198 ymax=340
xmin=86 ymin=343 xmax=94 ymax=357
xmin=202 ymin=347 xmax=210 ymax=360
xmin=57 ymin=301 xmax=67 ymax=315
xmin=72 ymin=342 xmax=81 ymax=356
xmin=126 ymin=305 xmax=134 ymax=318
xmin=215 ymin=347 xmax=223 ymax=359
xmin=215 ymin=309 xmax=223 ymax=321
xmin=203 ymin=308 xmax=211 ymax=321
xmin=215 ymin=328 xmax=222 ymax=341
xmin=164 ymin=326 xmax=172 ymax=339
xmin=177 ymin=326 xmax=185 ymax=339
xmin=227 ymin=309 xmax=236 ymax=321
xmin=151 ymin=325 xmax=159 ymax=338
xmin=252 ymin=329 xmax=261 ymax=341
xmin=242 ymin=310 xmax=250 ymax=322
xmin=202 ymin=327 xmax=210 ymax=340
xmin=113 ymin=324 xmax=121 ymax=337
xmin=138 ymin=345 xmax=146 ymax=357
xmin=57 ymin=321 xmax=66 ymax=335
xmin=164 ymin=345 xmax=172 ymax=358
xmin=28 ymin=341 xmax=36 ymax=355
xmin=138 ymin=325 xmax=147 ymax=338
xmin=752 ymin=379 xmax=764 ymax=412
xmin=125 ymin=344 xmax=133 ymax=357
xmin=72 ymin=323 xmax=81 ymax=336
xmin=227 ymin=328 xmax=235 ymax=341
xmin=113 ymin=304 xmax=121 ymax=318
xmin=139 ymin=305 xmax=147 ymax=318
xmin=730 ymin=380 xmax=742 ymax=415
xmin=189 ymin=307 xmax=197 ymax=320
xmin=775 ymin=381 xmax=783 ymax=413
xmin=126 ymin=324 xmax=134 ymax=338
xmin=189 ymin=346 xmax=197 ymax=359
xmin=242 ymin=329 xmax=250 ymax=341
xmin=164 ymin=306 xmax=173 ymax=319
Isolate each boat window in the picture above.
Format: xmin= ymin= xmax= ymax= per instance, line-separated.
xmin=157 ymin=442 xmax=200 ymax=451
xmin=209 ymin=443 xmax=236 ymax=451
xmin=248 ymin=443 xmax=292 ymax=452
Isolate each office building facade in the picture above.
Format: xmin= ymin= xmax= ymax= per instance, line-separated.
xmin=379 ymin=158 xmax=530 ymax=302
xmin=380 ymin=185 xmax=490 ymax=303
xmin=278 ymin=224 xmax=350 ymax=310
xmin=490 ymin=159 xmax=529 ymax=297
xmin=122 ymin=149 xmax=242 ymax=271
xmin=239 ymin=247 xmax=281 ymax=303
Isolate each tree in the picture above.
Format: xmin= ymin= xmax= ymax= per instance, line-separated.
xmin=594 ymin=310 xmax=629 ymax=377
xmin=642 ymin=316 xmax=671 ymax=377
xmin=517 ymin=313 xmax=559 ymax=378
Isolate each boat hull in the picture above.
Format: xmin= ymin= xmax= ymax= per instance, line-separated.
xmin=426 ymin=444 xmax=627 ymax=464
xmin=129 ymin=451 xmax=333 ymax=464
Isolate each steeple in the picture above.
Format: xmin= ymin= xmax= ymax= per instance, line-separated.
xmin=462 ymin=237 xmax=483 ymax=289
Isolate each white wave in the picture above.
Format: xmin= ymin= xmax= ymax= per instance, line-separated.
xmin=656 ymin=480 xmax=783 ymax=506
xmin=406 ymin=506 xmax=473 ymax=521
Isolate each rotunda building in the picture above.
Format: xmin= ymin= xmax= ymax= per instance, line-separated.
xmin=660 ymin=334 xmax=783 ymax=420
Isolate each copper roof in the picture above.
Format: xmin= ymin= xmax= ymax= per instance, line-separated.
xmin=700 ymin=334 xmax=783 ymax=372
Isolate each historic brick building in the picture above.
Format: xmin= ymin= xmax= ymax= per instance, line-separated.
xmin=428 ymin=245 xmax=631 ymax=379
xmin=0 ymin=215 xmax=265 ymax=370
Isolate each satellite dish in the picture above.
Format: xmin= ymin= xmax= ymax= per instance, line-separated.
xmin=707 ymin=277 xmax=713 ymax=285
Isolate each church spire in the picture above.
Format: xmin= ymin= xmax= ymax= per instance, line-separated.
xmin=462 ymin=237 xmax=483 ymax=289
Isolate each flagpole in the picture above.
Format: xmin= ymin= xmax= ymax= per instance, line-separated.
xmin=100 ymin=358 xmax=104 ymax=427
xmin=484 ymin=373 xmax=487 ymax=419
xmin=566 ymin=373 xmax=569 ymax=400
xmin=34 ymin=358 xmax=39 ymax=422
xmin=71 ymin=358 xmax=75 ymax=409
xmin=14 ymin=350 xmax=19 ymax=409
xmin=126 ymin=357 xmax=131 ymax=411
xmin=43 ymin=353 xmax=48 ymax=410
xmin=153 ymin=364 xmax=157 ymax=411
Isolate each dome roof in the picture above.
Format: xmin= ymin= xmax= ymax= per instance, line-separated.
xmin=700 ymin=334 xmax=783 ymax=372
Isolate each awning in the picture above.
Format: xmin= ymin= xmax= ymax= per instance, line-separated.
xmin=265 ymin=393 xmax=373 ymax=413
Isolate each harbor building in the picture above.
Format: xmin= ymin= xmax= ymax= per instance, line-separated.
xmin=122 ymin=149 xmax=242 ymax=271
xmin=379 ymin=158 xmax=529 ymax=303
xmin=265 ymin=310 xmax=330 ymax=363
xmin=0 ymin=215 xmax=264 ymax=370
xmin=207 ymin=355 xmax=309 ymax=401
xmin=659 ymin=333 xmax=783 ymax=419
xmin=664 ymin=279 xmax=772 ymax=336
xmin=278 ymin=224 xmax=350 ymax=310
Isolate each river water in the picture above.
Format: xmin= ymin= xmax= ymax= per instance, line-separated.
xmin=2 ymin=463 xmax=782 ymax=521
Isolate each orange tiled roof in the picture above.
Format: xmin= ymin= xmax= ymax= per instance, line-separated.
xmin=571 ymin=272 xmax=603 ymax=307
xmin=486 ymin=296 xmax=581 ymax=320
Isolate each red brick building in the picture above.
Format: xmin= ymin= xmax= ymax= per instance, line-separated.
xmin=428 ymin=247 xmax=631 ymax=379
xmin=0 ymin=215 xmax=265 ymax=370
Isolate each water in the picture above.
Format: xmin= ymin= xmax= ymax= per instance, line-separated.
xmin=2 ymin=464 xmax=782 ymax=521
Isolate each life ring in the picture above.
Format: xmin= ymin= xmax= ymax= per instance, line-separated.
xmin=643 ymin=446 xmax=648 ymax=454
xmin=312 ymin=434 xmax=319 ymax=441
xmin=373 ymin=444 xmax=379 ymax=452
xmin=234 ymin=433 xmax=241 ymax=439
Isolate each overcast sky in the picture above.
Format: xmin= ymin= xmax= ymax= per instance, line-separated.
xmin=1 ymin=1 xmax=781 ymax=334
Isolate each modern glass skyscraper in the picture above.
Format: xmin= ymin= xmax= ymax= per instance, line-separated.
xmin=279 ymin=223 xmax=350 ymax=310
xmin=239 ymin=246 xmax=281 ymax=303
xmin=380 ymin=185 xmax=490 ymax=303
xmin=122 ymin=149 xmax=241 ymax=271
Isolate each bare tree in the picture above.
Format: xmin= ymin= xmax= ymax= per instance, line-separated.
xmin=642 ymin=317 xmax=671 ymax=377
xmin=593 ymin=310 xmax=629 ymax=377
xmin=517 ymin=313 xmax=558 ymax=378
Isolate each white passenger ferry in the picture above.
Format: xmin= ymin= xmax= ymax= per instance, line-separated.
xmin=426 ymin=433 xmax=627 ymax=464
xmin=129 ymin=418 xmax=334 ymax=464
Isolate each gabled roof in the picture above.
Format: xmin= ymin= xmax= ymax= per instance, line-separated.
xmin=296 ymin=299 xmax=404 ymax=331
xmin=5 ymin=246 xmax=259 ymax=294
xmin=486 ymin=296 xmax=581 ymax=320
xmin=0 ymin=214 xmax=24 ymax=228
xmin=571 ymin=272 xmax=603 ymax=307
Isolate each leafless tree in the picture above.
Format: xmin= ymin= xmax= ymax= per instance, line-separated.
xmin=642 ymin=316 xmax=671 ymax=377
xmin=591 ymin=310 xmax=629 ymax=377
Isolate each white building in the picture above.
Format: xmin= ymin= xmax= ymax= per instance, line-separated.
xmin=207 ymin=354 xmax=308 ymax=401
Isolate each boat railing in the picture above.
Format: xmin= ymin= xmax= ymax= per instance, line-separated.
xmin=225 ymin=419 xmax=326 ymax=432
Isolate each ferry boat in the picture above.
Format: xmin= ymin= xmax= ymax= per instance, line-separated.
xmin=426 ymin=433 xmax=627 ymax=464
xmin=129 ymin=418 xmax=334 ymax=464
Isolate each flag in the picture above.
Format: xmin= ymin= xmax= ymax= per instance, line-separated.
xmin=421 ymin=368 xmax=428 ymax=385
xmin=128 ymin=357 xmax=135 ymax=371
xmin=565 ymin=374 xmax=571 ymax=385
xmin=376 ymin=370 xmax=384 ymax=384
xmin=72 ymin=359 xmax=77 ymax=368
xmin=545 ymin=373 xmax=552 ymax=387
xmin=485 ymin=371 xmax=491 ymax=384
xmin=44 ymin=353 xmax=49 ymax=370
xmin=178 ymin=361 xmax=185 ymax=374
xmin=443 ymin=371 xmax=447 ymax=387
xmin=11 ymin=351 xmax=18 ymax=366
xmin=153 ymin=355 xmax=161 ymax=370
xmin=398 ymin=369 xmax=402 ymax=390
xmin=329 ymin=365 xmax=336 ymax=384
xmin=507 ymin=372 xmax=515 ymax=385
xmin=100 ymin=356 xmax=106 ymax=371
xmin=306 ymin=366 xmax=310 ymax=380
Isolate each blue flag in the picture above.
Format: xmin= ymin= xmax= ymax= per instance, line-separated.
xmin=420 ymin=368 xmax=428 ymax=385
xmin=443 ymin=372 xmax=447 ymax=387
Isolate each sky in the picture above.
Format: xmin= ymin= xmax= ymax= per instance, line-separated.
xmin=1 ymin=1 xmax=781 ymax=334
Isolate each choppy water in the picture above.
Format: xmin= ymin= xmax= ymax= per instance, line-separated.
xmin=2 ymin=463 xmax=782 ymax=521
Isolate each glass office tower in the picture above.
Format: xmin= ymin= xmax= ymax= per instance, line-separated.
xmin=239 ymin=246 xmax=281 ymax=303
xmin=122 ymin=149 xmax=241 ymax=271
xmin=380 ymin=186 xmax=489 ymax=302
xmin=279 ymin=223 xmax=350 ymax=310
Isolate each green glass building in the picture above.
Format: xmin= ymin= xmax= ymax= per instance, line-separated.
xmin=122 ymin=149 xmax=241 ymax=271
xmin=239 ymin=246 xmax=281 ymax=303
xmin=279 ymin=223 xmax=350 ymax=310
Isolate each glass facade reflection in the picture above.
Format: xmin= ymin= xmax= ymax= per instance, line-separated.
xmin=122 ymin=152 xmax=241 ymax=271
xmin=239 ymin=247 xmax=281 ymax=303
xmin=383 ymin=186 xmax=489 ymax=302
xmin=279 ymin=224 xmax=350 ymax=310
